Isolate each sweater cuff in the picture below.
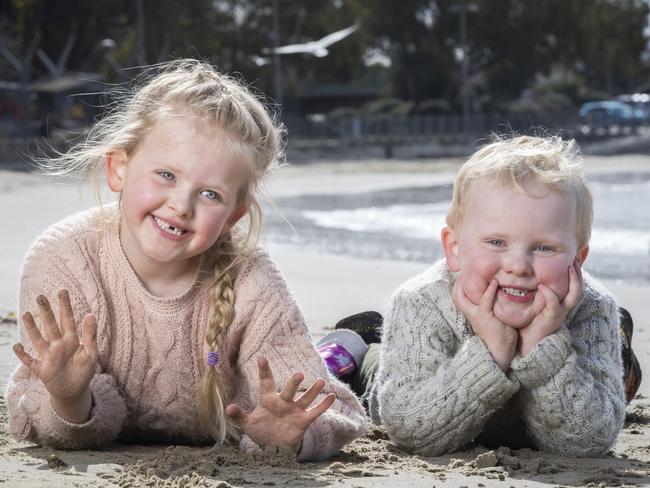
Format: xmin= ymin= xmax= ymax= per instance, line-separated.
xmin=455 ymin=336 xmax=519 ymax=408
xmin=39 ymin=374 xmax=127 ymax=449
xmin=509 ymin=325 xmax=572 ymax=388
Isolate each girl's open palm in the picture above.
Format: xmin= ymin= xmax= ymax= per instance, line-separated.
xmin=226 ymin=356 xmax=335 ymax=454
xmin=13 ymin=290 xmax=98 ymax=403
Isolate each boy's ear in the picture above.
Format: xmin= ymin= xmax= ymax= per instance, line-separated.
xmin=441 ymin=226 xmax=460 ymax=271
xmin=106 ymin=150 xmax=128 ymax=192
xmin=576 ymin=244 xmax=589 ymax=266
xmin=221 ymin=203 xmax=247 ymax=235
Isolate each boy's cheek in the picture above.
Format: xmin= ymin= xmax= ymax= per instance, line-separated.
xmin=457 ymin=271 xmax=490 ymax=304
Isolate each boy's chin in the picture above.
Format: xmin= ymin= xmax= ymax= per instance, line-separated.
xmin=493 ymin=303 xmax=533 ymax=329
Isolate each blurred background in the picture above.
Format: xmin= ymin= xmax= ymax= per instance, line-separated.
xmin=1 ymin=0 xmax=650 ymax=161
xmin=0 ymin=0 xmax=649 ymax=286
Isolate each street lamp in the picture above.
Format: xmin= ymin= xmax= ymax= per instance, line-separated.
xmin=450 ymin=2 xmax=478 ymax=136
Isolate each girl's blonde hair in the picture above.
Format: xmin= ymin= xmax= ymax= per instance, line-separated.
xmin=446 ymin=134 xmax=593 ymax=248
xmin=39 ymin=59 xmax=284 ymax=443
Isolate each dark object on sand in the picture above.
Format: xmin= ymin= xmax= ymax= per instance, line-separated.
xmin=620 ymin=307 xmax=642 ymax=403
xmin=335 ymin=311 xmax=383 ymax=345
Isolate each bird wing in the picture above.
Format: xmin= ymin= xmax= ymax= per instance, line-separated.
xmin=271 ymin=42 xmax=317 ymax=54
xmin=316 ymin=23 xmax=360 ymax=48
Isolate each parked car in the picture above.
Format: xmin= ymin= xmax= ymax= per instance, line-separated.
xmin=578 ymin=100 xmax=639 ymax=135
xmin=615 ymin=93 xmax=650 ymax=124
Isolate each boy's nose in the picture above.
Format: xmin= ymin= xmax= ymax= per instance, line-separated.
xmin=504 ymin=251 xmax=532 ymax=276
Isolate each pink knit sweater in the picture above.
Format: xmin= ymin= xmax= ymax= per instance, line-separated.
xmin=6 ymin=205 xmax=367 ymax=460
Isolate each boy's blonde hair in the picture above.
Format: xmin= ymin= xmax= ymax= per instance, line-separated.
xmin=446 ymin=135 xmax=593 ymax=248
xmin=39 ymin=59 xmax=284 ymax=443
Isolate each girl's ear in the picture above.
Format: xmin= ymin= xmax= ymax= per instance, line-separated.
xmin=221 ymin=203 xmax=247 ymax=235
xmin=441 ymin=226 xmax=461 ymax=271
xmin=576 ymin=244 xmax=589 ymax=267
xmin=106 ymin=150 xmax=128 ymax=192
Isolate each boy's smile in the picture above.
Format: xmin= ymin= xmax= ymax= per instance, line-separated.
xmin=442 ymin=178 xmax=589 ymax=329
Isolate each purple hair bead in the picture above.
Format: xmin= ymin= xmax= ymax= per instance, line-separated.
xmin=207 ymin=351 xmax=220 ymax=366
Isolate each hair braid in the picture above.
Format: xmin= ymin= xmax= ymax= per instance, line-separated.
xmin=199 ymin=233 xmax=241 ymax=442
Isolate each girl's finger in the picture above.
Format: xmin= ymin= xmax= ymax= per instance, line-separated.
xmin=257 ymin=356 xmax=277 ymax=394
xmin=295 ymin=378 xmax=326 ymax=409
xmin=306 ymin=393 xmax=336 ymax=422
xmin=225 ymin=403 xmax=249 ymax=426
xmin=13 ymin=343 xmax=39 ymax=372
xmin=279 ymin=372 xmax=303 ymax=402
xmin=21 ymin=311 xmax=49 ymax=355
xmin=36 ymin=295 xmax=61 ymax=341
xmin=58 ymin=290 xmax=77 ymax=336
xmin=80 ymin=314 xmax=98 ymax=360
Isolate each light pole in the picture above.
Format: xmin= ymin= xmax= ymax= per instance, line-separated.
xmin=271 ymin=0 xmax=283 ymax=107
xmin=451 ymin=2 xmax=477 ymax=136
xmin=136 ymin=0 xmax=146 ymax=65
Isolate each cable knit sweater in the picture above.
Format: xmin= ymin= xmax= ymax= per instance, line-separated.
xmin=6 ymin=205 xmax=367 ymax=460
xmin=370 ymin=260 xmax=626 ymax=457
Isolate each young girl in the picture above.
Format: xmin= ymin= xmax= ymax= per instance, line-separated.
xmin=6 ymin=59 xmax=367 ymax=460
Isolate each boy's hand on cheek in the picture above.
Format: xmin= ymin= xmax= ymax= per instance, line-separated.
xmin=518 ymin=264 xmax=583 ymax=356
xmin=453 ymin=277 xmax=518 ymax=371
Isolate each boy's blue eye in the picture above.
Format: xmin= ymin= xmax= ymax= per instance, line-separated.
xmin=487 ymin=239 xmax=504 ymax=247
xmin=535 ymin=245 xmax=553 ymax=252
xmin=158 ymin=171 xmax=175 ymax=181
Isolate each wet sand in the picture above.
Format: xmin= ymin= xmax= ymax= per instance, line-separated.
xmin=1 ymin=155 xmax=649 ymax=487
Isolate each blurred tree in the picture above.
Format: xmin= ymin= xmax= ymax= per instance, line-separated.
xmin=1 ymin=0 xmax=648 ymax=114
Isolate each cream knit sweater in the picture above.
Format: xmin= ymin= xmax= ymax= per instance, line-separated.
xmin=6 ymin=206 xmax=367 ymax=460
xmin=371 ymin=260 xmax=626 ymax=457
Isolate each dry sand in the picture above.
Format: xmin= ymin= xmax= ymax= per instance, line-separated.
xmin=1 ymin=154 xmax=650 ymax=487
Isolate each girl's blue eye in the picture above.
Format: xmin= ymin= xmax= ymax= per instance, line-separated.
xmin=488 ymin=239 xmax=504 ymax=247
xmin=159 ymin=171 xmax=175 ymax=181
xmin=201 ymin=190 xmax=220 ymax=201
xmin=535 ymin=245 xmax=553 ymax=252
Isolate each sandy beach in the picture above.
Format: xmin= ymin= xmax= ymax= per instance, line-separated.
xmin=1 ymin=155 xmax=649 ymax=487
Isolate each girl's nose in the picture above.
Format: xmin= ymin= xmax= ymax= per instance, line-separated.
xmin=168 ymin=190 xmax=193 ymax=217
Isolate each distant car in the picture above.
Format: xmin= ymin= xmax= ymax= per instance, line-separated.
xmin=615 ymin=93 xmax=650 ymax=124
xmin=578 ymin=100 xmax=639 ymax=135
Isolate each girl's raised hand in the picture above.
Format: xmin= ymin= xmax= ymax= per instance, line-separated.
xmin=225 ymin=356 xmax=335 ymax=454
xmin=13 ymin=290 xmax=98 ymax=421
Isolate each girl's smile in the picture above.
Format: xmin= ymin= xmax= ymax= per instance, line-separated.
xmin=150 ymin=214 xmax=191 ymax=240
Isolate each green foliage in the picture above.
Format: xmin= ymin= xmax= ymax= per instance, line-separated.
xmin=1 ymin=0 xmax=649 ymax=114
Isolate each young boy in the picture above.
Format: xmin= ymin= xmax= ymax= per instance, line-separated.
xmin=367 ymin=135 xmax=628 ymax=457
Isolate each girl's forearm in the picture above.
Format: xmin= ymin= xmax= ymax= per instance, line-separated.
xmin=50 ymin=388 xmax=93 ymax=424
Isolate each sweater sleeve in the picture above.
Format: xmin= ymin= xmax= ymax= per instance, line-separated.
xmin=6 ymin=230 xmax=127 ymax=449
xmin=373 ymin=281 xmax=519 ymax=457
xmin=509 ymin=274 xmax=626 ymax=457
xmin=232 ymin=248 xmax=368 ymax=461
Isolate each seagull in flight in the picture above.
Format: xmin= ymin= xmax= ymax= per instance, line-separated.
xmin=266 ymin=22 xmax=360 ymax=58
